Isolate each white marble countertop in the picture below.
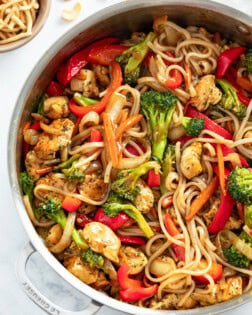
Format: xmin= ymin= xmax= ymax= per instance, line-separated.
xmin=1 ymin=0 xmax=252 ymax=314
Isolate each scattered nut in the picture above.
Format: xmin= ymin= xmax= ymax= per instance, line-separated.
xmin=62 ymin=2 xmax=82 ymax=22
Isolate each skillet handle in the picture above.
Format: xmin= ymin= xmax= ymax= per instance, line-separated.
xmin=16 ymin=242 xmax=102 ymax=315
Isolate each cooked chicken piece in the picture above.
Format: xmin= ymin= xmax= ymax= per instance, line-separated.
xmin=203 ymin=198 xmax=242 ymax=229
xmin=192 ymin=75 xmax=222 ymax=112
xmin=25 ymin=150 xmax=44 ymax=180
xmin=178 ymin=296 xmax=197 ymax=309
xmin=222 ymin=277 xmax=242 ymax=301
xmin=64 ymin=256 xmax=98 ymax=284
xmin=46 ymin=224 xmax=62 ymax=247
xmin=78 ymin=203 xmax=96 ymax=214
xmin=92 ymin=271 xmax=110 ymax=291
xmin=119 ymin=246 xmax=147 ymax=275
xmin=34 ymin=118 xmax=74 ymax=160
xmin=43 ymin=96 xmax=69 ymax=119
xmin=82 ymin=222 xmax=121 ymax=263
xmin=150 ymin=255 xmax=176 ymax=277
xmin=92 ymin=65 xmax=110 ymax=87
xmin=181 ymin=142 xmax=203 ymax=179
xmin=192 ymin=284 xmax=219 ymax=306
xmin=79 ymin=173 xmax=108 ymax=201
xmin=244 ymin=130 xmax=252 ymax=150
xmin=70 ymin=69 xmax=99 ymax=97
xmin=149 ymin=294 xmax=178 ymax=309
xmin=35 ymin=172 xmax=70 ymax=202
xmin=133 ymin=179 xmax=154 ymax=214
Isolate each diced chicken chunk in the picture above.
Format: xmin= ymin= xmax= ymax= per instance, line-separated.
xmin=181 ymin=142 xmax=203 ymax=179
xmin=92 ymin=271 xmax=110 ymax=291
xmin=64 ymin=256 xmax=98 ymax=284
xmin=46 ymin=224 xmax=62 ymax=247
xmin=244 ymin=130 xmax=252 ymax=150
xmin=222 ymin=277 xmax=242 ymax=301
xmin=79 ymin=173 xmax=108 ymax=201
xmin=119 ymin=246 xmax=147 ymax=274
xmin=43 ymin=96 xmax=69 ymax=119
xmin=133 ymin=179 xmax=154 ymax=214
xmin=82 ymin=222 xmax=121 ymax=263
xmin=192 ymin=75 xmax=222 ymax=111
xmin=70 ymin=69 xmax=99 ymax=97
xmin=35 ymin=172 xmax=70 ymax=202
xmin=25 ymin=150 xmax=44 ymax=180
xmin=92 ymin=65 xmax=110 ymax=87
xmin=192 ymin=284 xmax=219 ymax=306
xmin=149 ymin=293 xmax=196 ymax=310
xmin=34 ymin=118 xmax=74 ymax=160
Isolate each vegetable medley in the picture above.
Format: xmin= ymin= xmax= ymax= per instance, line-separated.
xmin=20 ymin=16 xmax=252 ymax=310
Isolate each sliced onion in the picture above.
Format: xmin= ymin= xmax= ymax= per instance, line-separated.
xmin=23 ymin=195 xmax=54 ymax=227
xmin=105 ymin=92 xmax=126 ymax=124
xmin=40 ymin=121 xmax=66 ymax=136
xmin=79 ymin=111 xmax=100 ymax=132
xmin=103 ymin=259 xmax=117 ymax=280
xmin=222 ymin=230 xmax=252 ymax=260
xmin=49 ymin=212 xmax=76 ymax=254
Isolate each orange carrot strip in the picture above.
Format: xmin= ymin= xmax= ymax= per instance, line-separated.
xmin=23 ymin=122 xmax=31 ymax=135
xmin=72 ymin=116 xmax=81 ymax=136
xmin=119 ymin=111 xmax=128 ymax=125
xmin=35 ymin=167 xmax=53 ymax=175
xmin=213 ymin=32 xmax=221 ymax=46
xmin=183 ymin=99 xmax=201 ymax=115
xmin=226 ymin=120 xmax=233 ymax=134
xmin=185 ymin=176 xmax=219 ymax=221
xmin=103 ymin=112 xmax=119 ymax=168
xmin=115 ymin=114 xmax=143 ymax=140
xmin=216 ymin=143 xmax=226 ymax=196
xmin=237 ymin=76 xmax=252 ymax=93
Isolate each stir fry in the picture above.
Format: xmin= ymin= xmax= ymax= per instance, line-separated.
xmin=20 ymin=16 xmax=252 ymax=310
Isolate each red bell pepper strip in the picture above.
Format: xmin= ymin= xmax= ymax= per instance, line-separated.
xmin=46 ymin=81 xmax=64 ymax=97
xmin=117 ymin=263 xmax=142 ymax=290
xmin=119 ymin=286 xmax=158 ymax=302
xmin=143 ymin=51 xmax=155 ymax=67
xmin=164 ymin=213 xmax=185 ymax=261
xmin=35 ymin=167 xmax=53 ymax=175
xmin=87 ymin=45 xmax=128 ymax=65
xmin=225 ymin=68 xmax=251 ymax=106
xmin=30 ymin=121 xmax=41 ymax=130
xmin=216 ymin=47 xmax=247 ymax=79
xmin=69 ymin=61 xmax=122 ymax=117
xmin=161 ymin=195 xmax=173 ymax=208
xmin=61 ymin=196 xmax=82 ymax=212
xmin=94 ymin=208 xmax=129 ymax=231
xmin=76 ymin=213 xmax=93 ymax=227
xmin=22 ymin=140 xmax=30 ymax=159
xmin=90 ymin=129 xmax=102 ymax=142
xmin=116 ymin=234 xmax=146 ymax=245
xmin=194 ymin=259 xmax=223 ymax=284
xmin=117 ymin=263 xmax=158 ymax=302
xmin=57 ymin=37 xmax=120 ymax=85
xmin=186 ymin=106 xmax=233 ymax=140
xmin=176 ymin=135 xmax=193 ymax=147
xmin=207 ymin=167 xmax=235 ymax=234
xmin=163 ymin=51 xmax=183 ymax=89
xmin=147 ymin=170 xmax=160 ymax=187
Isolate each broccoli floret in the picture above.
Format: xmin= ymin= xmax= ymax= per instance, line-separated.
xmin=111 ymin=161 xmax=160 ymax=201
xmin=53 ymin=154 xmax=80 ymax=171
xmin=216 ymin=79 xmax=246 ymax=118
xmin=227 ymin=167 xmax=252 ymax=205
xmin=223 ymin=231 xmax=252 ymax=268
xmin=160 ymin=145 xmax=176 ymax=194
xmin=73 ymin=93 xmax=98 ymax=106
xmin=245 ymin=49 xmax=252 ymax=74
xmin=103 ymin=192 xmax=154 ymax=238
xmin=38 ymin=198 xmax=88 ymax=249
xmin=81 ymin=248 xmax=104 ymax=269
xmin=20 ymin=171 xmax=35 ymax=203
xmin=140 ymin=90 xmax=178 ymax=161
xmin=115 ymin=32 xmax=155 ymax=85
xmin=62 ymin=161 xmax=85 ymax=183
xmin=223 ymin=246 xmax=250 ymax=268
xmin=181 ymin=117 xmax=205 ymax=137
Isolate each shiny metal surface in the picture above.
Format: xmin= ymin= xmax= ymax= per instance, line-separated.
xmin=8 ymin=1 xmax=252 ymax=314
